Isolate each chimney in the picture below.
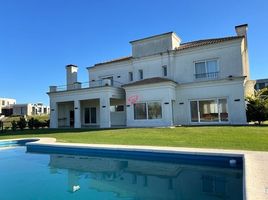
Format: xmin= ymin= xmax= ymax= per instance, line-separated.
xmin=235 ymin=24 xmax=248 ymax=47
xmin=66 ymin=64 xmax=78 ymax=90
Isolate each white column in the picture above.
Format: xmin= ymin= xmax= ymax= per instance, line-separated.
xmin=50 ymin=101 xmax=58 ymax=128
xmin=74 ymin=100 xmax=81 ymax=128
xmin=100 ymin=97 xmax=111 ymax=128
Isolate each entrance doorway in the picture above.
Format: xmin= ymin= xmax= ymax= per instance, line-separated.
xmin=70 ymin=110 xmax=74 ymax=127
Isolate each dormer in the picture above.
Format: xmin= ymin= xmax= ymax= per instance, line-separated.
xmin=130 ymin=32 xmax=181 ymax=58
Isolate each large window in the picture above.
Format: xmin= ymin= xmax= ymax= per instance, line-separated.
xmin=134 ymin=103 xmax=147 ymax=119
xmin=134 ymin=102 xmax=162 ymax=120
xmin=84 ymin=107 xmax=97 ymax=124
xmin=148 ymin=102 xmax=162 ymax=119
xmin=195 ymin=59 xmax=218 ymax=79
xmin=190 ymin=98 xmax=228 ymax=123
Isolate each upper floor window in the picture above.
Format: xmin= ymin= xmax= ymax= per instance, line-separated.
xmin=2 ymin=100 xmax=5 ymax=106
xmin=129 ymin=72 xmax=133 ymax=82
xmin=195 ymin=59 xmax=218 ymax=79
xmin=139 ymin=69 xmax=143 ymax=80
xmin=162 ymin=65 xmax=167 ymax=77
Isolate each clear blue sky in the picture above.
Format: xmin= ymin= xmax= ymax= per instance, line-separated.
xmin=1 ymin=0 xmax=268 ymax=105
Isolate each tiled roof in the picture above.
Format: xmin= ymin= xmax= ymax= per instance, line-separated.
xmin=92 ymin=35 xmax=244 ymax=67
xmin=122 ymin=77 xmax=176 ymax=87
xmin=175 ymin=36 xmax=244 ymax=51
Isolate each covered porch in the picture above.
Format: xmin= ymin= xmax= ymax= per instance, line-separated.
xmin=49 ymin=86 xmax=125 ymax=128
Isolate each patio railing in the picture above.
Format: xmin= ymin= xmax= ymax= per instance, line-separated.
xmin=49 ymin=80 xmax=124 ymax=92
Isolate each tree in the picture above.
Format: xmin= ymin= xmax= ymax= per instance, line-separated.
xmin=17 ymin=117 xmax=27 ymax=130
xmin=28 ymin=118 xmax=35 ymax=129
xmin=11 ymin=120 xmax=17 ymax=131
xmin=246 ymin=87 xmax=268 ymax=125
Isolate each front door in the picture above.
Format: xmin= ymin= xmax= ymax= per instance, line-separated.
xmin=70 ymin=110 xmax=74 ymax=127
xmin=84 ymin=107 xmax=97 ymax=124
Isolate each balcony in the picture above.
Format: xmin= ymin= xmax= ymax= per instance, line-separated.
xmin=49 ymin=79 xmax=123 ymax=93
xmin=194 ymin=72 xmax=219 ymax=79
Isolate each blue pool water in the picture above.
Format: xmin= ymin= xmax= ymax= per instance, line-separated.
xmin=0 ymin=141 xmax=243 ymax=200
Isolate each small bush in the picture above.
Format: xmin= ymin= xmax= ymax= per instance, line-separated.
xmin=17 ymin=117 xmax=27 ymax=130
xmin=11 ymin=120 xmax=17 ymax=131
xmin=33 ymin=119 xmax=41 ymax=129
xmin=28 ymin=118 xmax=35 ymax=129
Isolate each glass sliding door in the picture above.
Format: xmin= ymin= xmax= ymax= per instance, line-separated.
xmin=190 ymin=98 xmax=228 ymax=123
xmin=199 ymin=100 xmax=219 ymax=122
xmin=84 ymin=107 xmax=97 ymax=124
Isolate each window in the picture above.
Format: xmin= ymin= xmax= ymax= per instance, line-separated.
xmin=148 ymin=102 xmax=162 ymax=119
xmin=134 ymin=103 xmax=147 ymax=119
xmin=129 ymin=72 xmax=133 ymax=82
xmin=162 ymin=65 xmax=167 ymax=77
xmin=85 ymin=108 xmax=90 ymax=124
xmin=134 ymin=102 xmax=162 ymax=120
xmin=138 ymin=69 xmax=143 ymax=80
xmin=84 ymin=107 xmax=97 ymax=124
xmin=110 ymin=105 xmax=124 ymax=112
xmin=190 ymin=98 xmax=228 ymax=123
xmin=195 ymin=59 xmax=218 ymax=79
xmin=2 ymin=100 xmax=5 ymax=106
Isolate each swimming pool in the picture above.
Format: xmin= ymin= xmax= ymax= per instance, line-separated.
xmin=0 ymin=140 xmax=243 ymax=200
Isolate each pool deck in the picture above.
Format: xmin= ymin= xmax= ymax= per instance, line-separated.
xmin=1 ymin=137 xmax=268 ymax=200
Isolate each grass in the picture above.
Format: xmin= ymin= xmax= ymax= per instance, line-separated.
xmin=1 ymin=126 xmax=268 ymax=151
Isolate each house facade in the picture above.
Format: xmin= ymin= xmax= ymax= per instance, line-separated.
xmin=255 ymin=78 xmax=268 ymax=90
xmin=12 ymin=103 xmax=50 ymax=116
xmin=0 ymin=98 xmax=16 ymax=117
xmin=48 ymin=24 xmax=254 ymax=128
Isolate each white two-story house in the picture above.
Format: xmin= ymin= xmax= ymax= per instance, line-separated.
xmin=48 ymin=24 xmax=254 ymax=128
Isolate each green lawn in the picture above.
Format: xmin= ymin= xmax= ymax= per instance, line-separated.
xmin=1 ymin=126 xmax=268 ymax=151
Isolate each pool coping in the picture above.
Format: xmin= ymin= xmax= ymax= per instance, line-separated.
xmin=1 ymin=137 xmax=268 ymax=200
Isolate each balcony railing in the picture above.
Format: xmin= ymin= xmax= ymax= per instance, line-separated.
xmin=49 ymin=80 xmax=123 ymax=92
xmin=194 ymin=72 xmax=219 ymax=79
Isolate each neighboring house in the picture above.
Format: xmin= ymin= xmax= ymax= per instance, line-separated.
xmin=0 ymin=98 xmax=16 ymax=115
xmin=48 ymin=24 xmax=254 ymax=128
xmin=13 ymin=103 xmax=50 ymax=116
xmin=255 ymin=78 xmax=268 ymax=90
xmin=34 ymin=103 xmax=50 ymax=115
